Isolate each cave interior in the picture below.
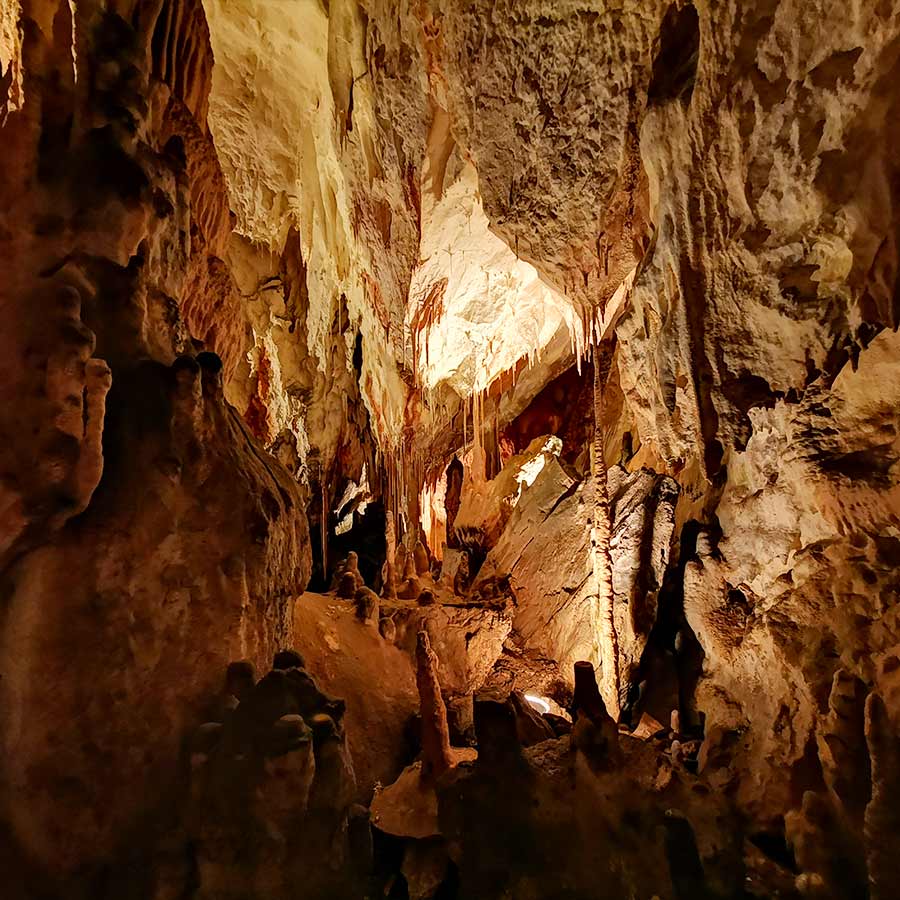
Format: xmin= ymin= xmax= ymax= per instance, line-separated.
xmin=2 ymin=1 xmax=900 ymax=898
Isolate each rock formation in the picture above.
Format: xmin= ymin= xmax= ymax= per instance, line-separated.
xmin=187 ymin=653 xmax=360 ymax=899
xmin=3 ymin=0 xmax=900 ymax=897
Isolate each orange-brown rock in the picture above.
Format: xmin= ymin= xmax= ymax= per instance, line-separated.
xmin=0 ymin=2 xmax=310 ymax=881
xmin=1 ymin=356 xmax=310 ymax=874
xmin=415 ymin=630 xmax=454 ymax=782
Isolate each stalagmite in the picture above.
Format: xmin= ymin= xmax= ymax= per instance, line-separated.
xmin=273 ymin=650 xmax=305 ymax=671
xmin=413 ymin=539 xmax=429 ymax=576
xmin=572 ymin=661 xmax=610 ymax=724
xmin=415 ymin=630 xmax=454 ymax=782
xmin=571 ymin=660 xmax=620 ymax=773
xmin=473 ymin=696 xmax=522 ymax=767
xmin=355 ymin=587 xmax=380 ymax=625
xmin=396 ymin=544 xmax=409 ymax=582
xmin=590 ymin=342 xmax=621 ymax=718
xmin=337 ymin=572 xmax=357 ymax=599
xmin=381 ymin=560 xmax=398 ymax=599
xmin=225 ymin=661 xmax=256 ymax=704
xmin=864 ymin=692 xmax=900 ymax=900
xmin=417 ymin=588 xmax=436 ymax=606
xmin=379 ymin=614 xmax=397 ymax=641
xmin=385 ymin=517 xmax=397 ymax=567
xmin=398 ymin=576 xmax=422 ymax=600
xmin=345 ymin=552 xmax=365 ymax=589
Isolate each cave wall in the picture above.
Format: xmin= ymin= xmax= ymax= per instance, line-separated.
xmin=3 ymin=0 xmax=900 ymax=894
xmin=422 ymin=0 xmax=900 ymax=829
xmin=0 ymin=0 xmax=310 ymax=883
xmin=201 ymin=0 xmax=420 ymax=456
xmin=621 ymin=0 xmax=900 ymax=821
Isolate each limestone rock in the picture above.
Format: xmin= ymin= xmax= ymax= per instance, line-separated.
xmin=294 ymin=592 xmax=419 ymax=800
xmin=396 ymin=577 xmax=418 ymax=600
xmin=476 ymin=453 xmax=677 ymax=689
xmin=389 ymin=602 xmax=513 ymax=696
xmin=5 ymin=0 xmax=900 ymax=896
xmin=413 ymin=540 xmax=430 ymax=576
xmin=509 ymin=691 xmax=556 ymax=747
xmin=379 ymin=614 xmax=397 ymax=642
xmin=415 ymin=631 xmax=454 ymax=782
xmin=355 ymin=587 xmax=381 ymax=625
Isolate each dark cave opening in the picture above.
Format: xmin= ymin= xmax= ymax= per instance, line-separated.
xmin=648 ymin=4 xmax=701 ymax=107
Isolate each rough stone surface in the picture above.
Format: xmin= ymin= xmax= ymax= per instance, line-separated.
xmin=294 ymin=591 xmax=418 ymax=801
xmin=389 ymin=601 xmax=513 ymax=696
xmin=5 ymin=0 xmax=900 ymax=897
xmin=1 ymin=357 xmax=310 ymax=875
xmin=477 ymin=447 xmax=678 ymax=690
xmin=0 ymin=1 xmax=310 ymax=882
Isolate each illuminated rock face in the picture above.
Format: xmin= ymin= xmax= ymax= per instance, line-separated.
xmin=3 ymin=0 xmax=900 ymax=898
xmin=201 ymin=0 xmax=418 ymax=451
xmin=408 ymin=156 xmax=578 ymax=397
xmin=472 ymin=444 xmax=678 ymax=692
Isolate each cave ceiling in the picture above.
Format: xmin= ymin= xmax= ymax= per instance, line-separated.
xmin=201 ymin=0 xmax=650 ymax=468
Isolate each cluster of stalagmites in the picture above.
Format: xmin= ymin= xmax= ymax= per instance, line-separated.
xmin=180 ymin=630 xmax=900 ymax=899
xmin=332 ymin=540 xmax=511 ymax=643
xmin=367 ymin=634 xmax=730 ymax=900
xmin=187 ymin=650 xmax=368 ymax=899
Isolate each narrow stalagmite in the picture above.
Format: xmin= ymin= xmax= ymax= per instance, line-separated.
xmin=572 ymin=660 xmax=612 ymax=724
xmin=396 ymin=544 xmax=409 ymax=582
xmin=415 ymin=630 xmax=454 ymax=782
xmin=385 ymin=517 xmax=397 ymax=567
xmin=864 ymin=692 xmax=900 ymax=900
xmin=572 ymin=660 xmax=620 ymax=773
xmin=381 ymin=561 xmax=397 ymax=599
xmin=591 ymin=342 xmax=621 ymax=717
xmin=402 ymin=550 xmax=417 ymax=582
xmin=413 ymin=539 xmax=429 ymax=576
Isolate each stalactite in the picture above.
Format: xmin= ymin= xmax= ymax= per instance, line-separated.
xmin=592 ymin=340 xmax=621 ymax=718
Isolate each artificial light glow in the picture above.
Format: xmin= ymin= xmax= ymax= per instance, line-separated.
xmin=524 ymin=693 xmax=551 ymax=715
xmin=333 ymin=466 xmax=370 ymax=535
xmin=514 ymin=436 xmax=562 ymax=503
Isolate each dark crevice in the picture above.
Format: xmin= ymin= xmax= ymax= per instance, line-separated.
xmin=749 ymin=825 xmax=798 ymax=873
xmin=648 ymin=4 xmax=701 ymax=107
xmin=626 ymin=520 xmax=705 ymax=731
xmin=327 ymin=499 xmax=387 ymax=590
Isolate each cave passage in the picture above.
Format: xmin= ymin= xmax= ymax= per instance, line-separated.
xmin=1 ymin=1 xmax=899 ymax=899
